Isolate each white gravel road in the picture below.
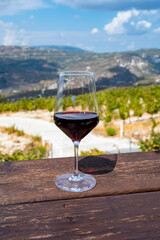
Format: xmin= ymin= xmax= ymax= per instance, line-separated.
xmin=0 ymin=117 xmax=139 ymax=158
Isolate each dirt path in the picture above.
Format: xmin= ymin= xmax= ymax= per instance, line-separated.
xmin=0 ymin=112 xmax=139 ymax=157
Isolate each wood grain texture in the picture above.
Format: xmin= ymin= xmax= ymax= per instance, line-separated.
xmin=0 ymin=191 xmax=160 ymax=240
xmin=0 ymin=151 xmax=160 ymax=205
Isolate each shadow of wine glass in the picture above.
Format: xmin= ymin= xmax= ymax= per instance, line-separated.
xmin=78 ymin=155 xmax=117 ymax=175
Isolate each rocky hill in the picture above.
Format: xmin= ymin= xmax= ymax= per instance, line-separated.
xmin=0 ymin=46 xmax=160 ymax=98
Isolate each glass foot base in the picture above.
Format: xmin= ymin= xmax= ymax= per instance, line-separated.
xmin=55 ymin=173 xmax=96 ymax=192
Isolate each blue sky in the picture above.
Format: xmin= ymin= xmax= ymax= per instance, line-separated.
xmin=0 ymin=0 xmax=160 ymax=53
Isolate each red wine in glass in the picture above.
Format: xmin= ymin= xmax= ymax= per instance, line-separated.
xmin=54 ymin=71 xmax=99 ymax=192
xmin=54 ymin=111 xmax=99 ymax=142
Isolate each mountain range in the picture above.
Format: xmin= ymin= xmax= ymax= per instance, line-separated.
xmin=0 ymin=46 xmax=160 ymax=98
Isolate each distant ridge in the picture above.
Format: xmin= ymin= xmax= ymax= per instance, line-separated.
xmin=34 ymin=45 xmax=86 ymax=52
xmin=0 ymin=46 xmax=160 ymax=99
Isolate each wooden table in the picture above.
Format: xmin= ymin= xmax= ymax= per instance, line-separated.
xmin=0 ymin=151 xmax=160 ymax=239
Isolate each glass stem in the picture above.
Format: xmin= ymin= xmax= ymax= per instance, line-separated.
xmin=73 ymin=141 xmax=79 ymax=176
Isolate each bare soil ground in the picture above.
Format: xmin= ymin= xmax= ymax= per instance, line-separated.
xmin=94 ymin=114 xmax=160 ymax=142
xmin=0 ymin=125 xmax=50 ymax=156
xmin=0 ymin=126 xmax=31 ymax=155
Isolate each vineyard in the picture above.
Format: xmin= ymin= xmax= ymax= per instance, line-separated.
xmin=1 ymin=85 xmax=160 ymax=122
xmin=1 ymin=84 xmax=160 ymax=160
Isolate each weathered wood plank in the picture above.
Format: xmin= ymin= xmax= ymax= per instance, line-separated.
xmin=0 ymin=191 xmax=160 ymax=240
xmin=0 ymin=151 xmax=160 ymax=205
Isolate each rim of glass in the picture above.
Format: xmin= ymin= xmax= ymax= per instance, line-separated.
xmin=60 ymin=71 xmax=94 ymax=76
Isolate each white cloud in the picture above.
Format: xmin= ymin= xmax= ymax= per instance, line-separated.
xmin=0 ymin=20 xmax=30 ymax=45
xmin=91 ymin=28 xmax=99 ymax=34
xmin=136 ymin=20 xmax=151 ymax=29
xmin=76 ymin=43 xmax=94 ymax=51
xmin=104 ymin=8 xmax=156 ymax=35
xmin=153 ymin=27 xmax=160 ymax=33
xmin=0 ymin=0 xmax=49 ymax=16
xmin=104 ymin=9 xmax=139 ymax=34
xmin=130 ymin=21 xmax=135 ymax=26
xmin=53 ymin=0 xmax=160 ymax=11
xmin=4 ymin=28 xmax=17 ymax=45
xmin=141 ymin=10 xmax=158 ymax=15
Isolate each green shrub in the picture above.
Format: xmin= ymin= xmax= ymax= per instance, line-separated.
xmin=26 ymin=146 xmax=46 ymax=160
xmin=139 ymin=119 xmax=160 ymax=151
xmin=17 ymin=129 xmax=25 ymax=136
xmin=104 ymin=112 xmax=113 ymax=124
xmin=119 ymin=106 xmax=129 ymax=120
xmin=106 ymin=127 xmax=117 ymax=136
xmin=6 ymin=125 xmax=24 ymax=136
xmin=6 ymin=125 xmax=17 ymax=134
xmin=139 ymin=133 xmax=160 ymax=151
xmin=0 ymin=145 xmax=46 ymax=162
xmin=32 ymin=135 xmax=42 ymax=142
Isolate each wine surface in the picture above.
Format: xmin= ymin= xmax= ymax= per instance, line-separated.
xmin=54 ymin=111 xmax=99 ymax=141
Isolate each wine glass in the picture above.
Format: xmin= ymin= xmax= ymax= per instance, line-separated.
xmin=54 ymin=71 xmax=99 ymax=192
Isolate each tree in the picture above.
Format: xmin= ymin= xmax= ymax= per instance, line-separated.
xmin=119 ymin=106 xmax=129 ymax=122
xmin=145 ymin=101 xmax=158 ymax=115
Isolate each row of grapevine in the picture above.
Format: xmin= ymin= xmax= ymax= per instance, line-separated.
xmin=1 ymin=85 xmax=160 ymax=123
xmin=0 ymin=97 xmax=56 ymax=113
xmin=98 ymin=85 xmax=160 ymax=123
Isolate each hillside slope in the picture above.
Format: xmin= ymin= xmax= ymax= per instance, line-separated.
xmin=0 ymin=46 xmax=160 ymax=96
